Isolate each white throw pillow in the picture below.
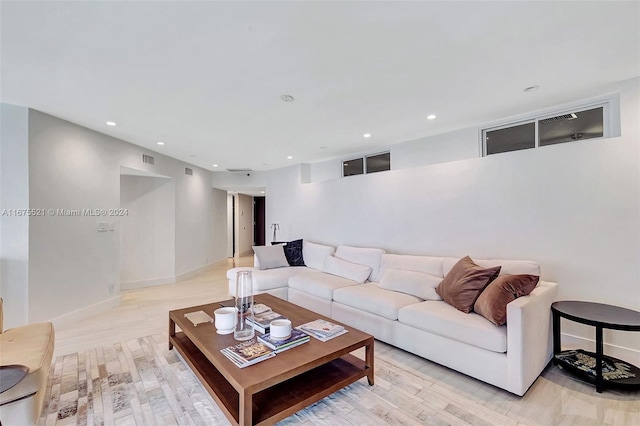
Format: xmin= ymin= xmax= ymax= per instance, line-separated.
xmin=323 ymin=256 xmax=372 ymax=284
xmin=335 ymin=246 xmax=385 ymax=282
xmin=379 ymin=268 xmax=443 ymax=301
xmin=253 ymin=245 xmax=289 ymax=270
xmin=303 ymin=241 xmax=336 ymax=270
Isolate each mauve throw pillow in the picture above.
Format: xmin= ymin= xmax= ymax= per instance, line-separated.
xmin=474 ymin=274 xmax=540 ymax=326
xmin=435 ymin=256 xmax=501 ymax=313
xmin=283 ymin=239 xmax=305 ymax=266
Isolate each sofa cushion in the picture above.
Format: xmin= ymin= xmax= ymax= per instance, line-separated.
xmin=323 ymin=256 xmax=372 ymax=284
xmin=227 ymin=267 xmax=320 ymax=292
xmin=398 ymin=301 xmax=507 ymax=353
xmin=379 ymin=268 xmax=442 ymax=301
xmin=380 ymin=253 xmax=444 ymax=277
xmin=335 ymin=246 xmax=385 ymax=282
xmin=289 ymin=273 xmax=360 ymax=300
xmin=474 ymin=274 xmax=540 ymax=326
xmin=253 ymin=245 xmax=289 ymax=270
xmin=282 ymin=239 xmax=305 ymax=266
xmin=334 ymin=283 xmax=421 ymax=320
xmin=443 ymin=257 xmax=540 ymax=277
xmin=303 ymin=241 xmax=335 ymax=270
xmin=436 ymin=256 xmax=501 ymax=313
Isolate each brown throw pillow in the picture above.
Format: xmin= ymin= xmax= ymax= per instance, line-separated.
xmin=435 ymin=256 xmax=501 ymax=313
xmin=474 ymin=274 xmax=540 ymax=326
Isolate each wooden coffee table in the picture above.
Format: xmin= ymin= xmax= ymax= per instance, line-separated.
xmin=169 ymin=293 xmax=374 ymax=425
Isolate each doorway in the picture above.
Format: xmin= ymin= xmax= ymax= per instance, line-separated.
xmin=253 ymin=196 xmax=265 ymax=246
xmin=228 ymin=193 xmax=266 ymax=257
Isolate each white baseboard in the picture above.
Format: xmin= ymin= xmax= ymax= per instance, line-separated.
xmin=121 ymin=276 xmax=176 ymax=290
xmin=561 ymin=332 xmax=640 ymax=366
xmin=176 ymin=258 xmax=228 ymax=282
xmin=122 ymin=258 xmax=230 ymax=289
xmin=49 ymin=295 xmax=121 ymax=327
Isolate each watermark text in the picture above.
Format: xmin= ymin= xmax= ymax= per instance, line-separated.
xmin=1 ymin=208 xmax=128 ymax=217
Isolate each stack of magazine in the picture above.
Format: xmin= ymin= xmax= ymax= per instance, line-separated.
xmin=246 ymin=311 xmax=287 ymax=334
xmin=220 ymin=339 xmax=275 ymax=368
xmin=297 ymin=319 xmax=348 ymax=342
xmin=245 ymin=304 xmax=287 ymax=334
xmin=258 ymin=328 xmax=310 ymax=353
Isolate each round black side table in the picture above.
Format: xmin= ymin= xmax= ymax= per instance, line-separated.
xmin=551 ymin=301 xmax=640 ymax=393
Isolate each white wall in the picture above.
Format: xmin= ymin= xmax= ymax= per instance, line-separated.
xmin=265 ymin=78 xmax=640 ymax=358
xmin=174 ymin=166 xmax=215 ymax=276
xmin=26 ymin=110 xmax=227 ymax=322
xmin=29 ymin=110 xmax=121 ymax=322
xmin=120 ymin=175 xmax=175 ymax=288
xmin=212 ymin=170 xmax=267 ymax=189
xmin=0 ymin=104 xmax=30 ymax=328
xmin=303 ymin=126 xmax=478 ymax=183
xmin=209 ymin=187 xmax=229 ymax=263
xmin=391 ymin=126 xmax=480 ymax=169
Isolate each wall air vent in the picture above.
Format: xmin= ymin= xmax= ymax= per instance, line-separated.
xmin=142 ymin=154 xmax=155 ymax=165
xmin=539 ymin=113 xmax=577 ymax=124
xmin=226 ymin=168 xmax=253 ymax=172
xmin=185 ymin=167 xmax=193 ymax=175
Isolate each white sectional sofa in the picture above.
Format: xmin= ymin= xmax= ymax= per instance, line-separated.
xmin=227 ymin=241 xmax=559 ymax=396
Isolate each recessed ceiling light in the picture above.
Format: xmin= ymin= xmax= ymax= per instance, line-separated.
xmin=363 ymin=133 xmax=372 ymax=138
xmin=287 ymin=156 xmax=293 ymax=160
xmin=427 ymin=114 xmax=437 ymax=120
xmin=260 ymin=191 xmax=265 ymax=194
xmin=524 ymin=85 xmax=540 ymax=93
xmin=106 ymin=121 xmax=116 ymax=126
xmin=157 ymin=141 xmax=165 ymax=146
xmin=212 ymin=164 xmax=218 ymax=168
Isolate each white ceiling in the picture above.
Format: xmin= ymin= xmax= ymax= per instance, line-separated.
xmin=2 ymin=1 xmax=639 ymax=172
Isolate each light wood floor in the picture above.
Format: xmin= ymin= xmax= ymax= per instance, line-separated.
xmin=53 ymin=257 xmax=640 ymax=426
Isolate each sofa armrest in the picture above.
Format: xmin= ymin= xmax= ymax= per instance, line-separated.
xmin=506 ymin=280 xmax=559 ymax=395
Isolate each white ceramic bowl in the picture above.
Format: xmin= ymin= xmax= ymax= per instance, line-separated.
xmin=214 ymin=307 xmax=236 ymax=333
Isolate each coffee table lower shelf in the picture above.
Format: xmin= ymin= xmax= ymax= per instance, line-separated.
xmin=170 ymin=332 xmax=369 ymax=425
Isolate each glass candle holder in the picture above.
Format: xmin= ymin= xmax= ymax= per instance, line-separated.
xmin=234 ymin=270 xmax=255 ymax=341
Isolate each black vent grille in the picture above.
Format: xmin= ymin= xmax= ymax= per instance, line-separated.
xmin=142 ymin=154 xmax=155 ymax=165
xmin=185 ymin=168 xmax=193 ymax=175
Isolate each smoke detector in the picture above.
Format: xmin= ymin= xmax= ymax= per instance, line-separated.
xmin=280 ymin=95 xmax=295 ymax=102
